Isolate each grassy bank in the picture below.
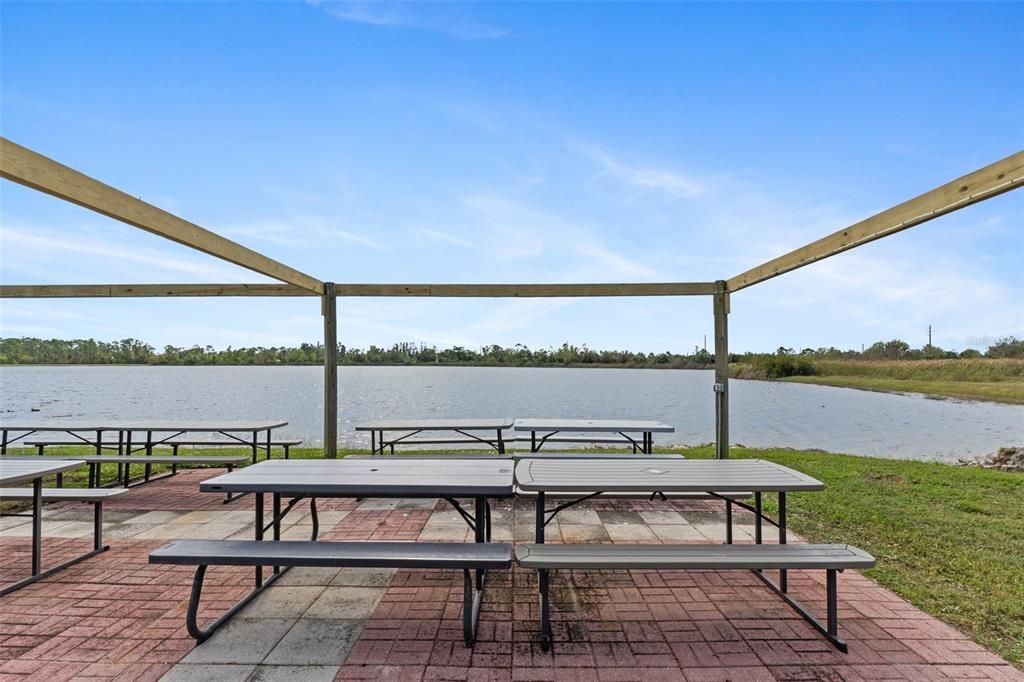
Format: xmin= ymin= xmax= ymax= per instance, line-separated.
xmin=781 ymin=375 xmax=1024 ymax=404
xmin=734 ymin=358 xmax=1024 ymax=405
xmin=3 ymin=445 xmax=1022 ymax=667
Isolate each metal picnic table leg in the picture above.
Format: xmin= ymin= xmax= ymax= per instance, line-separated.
xmin=117 ymin=430 xmax=124 ymax=483
xmin=535 ymin=491 xmax=552 ymax=651
xmin=266 ymin=429 xmax=271 ymax=462
xmin=779 ymin=491 xmax=788 ymax=592
xmin=123 ymin=431 xmax=133 ymax=487
xmin=754 ymin=492 xmax=762 ymax=544
xmin=31 ymin=478 xmax=42 ymax=576
xmin=251 ymin=430 xmax=258 ymax=464
xmin=496 ymin=429 xmax=505 ymax=454
xmin=1 ymin=429 xmax=7 ymax=455
xmin=725 ymin=500 xmax=733 ymax=544
xmin=255 ymin=492 xmax=264 ymax=587
xmin=272 ymin=493 xmax=281 ymax=574
xmin=370 ymin=430 xmax=376 ymax=456
xmin=144 ymin=430 xmax=153 ymax=482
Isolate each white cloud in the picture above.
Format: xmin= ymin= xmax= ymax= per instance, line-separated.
xmin=0 ymin=225 xmax=254 ymax=282
xmin=223 ymin=218 xmax=389 ymax=252
xmin=411 ymin=227 xmax=477 ymax=250
xmin=308 ymin=1 xmax=508 ymax=40
xmin=575 ymin=142 xmax=705 ymax=200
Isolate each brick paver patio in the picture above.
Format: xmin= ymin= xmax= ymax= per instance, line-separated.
xmin=0 ymin=470 xmax=1020 ymax=681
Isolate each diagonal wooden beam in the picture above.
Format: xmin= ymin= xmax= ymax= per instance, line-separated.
xmin=0 ymin=284 xmax=315 ymax=298
xmin=728 ymin=150 xmax=1024 ymax=292
xmin=334 ymin=282 xmax=717 ymax=296
xmin=0 ymin=138 xmax=324 ymax=294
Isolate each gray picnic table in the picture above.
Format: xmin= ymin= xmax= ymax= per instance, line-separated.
xmin=514 ymin=457 xmax=851 ymax=649
xmin=2 ymin=420 xmax=289 ymax=464
xmin=199 ymin=457 xmax=515 ymax=579
xmin=0 ymin=421 xmax=108 ymax=455
xmin=112 ymin=420 xmax=290 ymax=465
xmin=356 ymin=418 xmax=515 ymax=455
xmin=513 ymin=418 xmax=675 ymax=453
xmin=0 ymin=458 xmax=95 ymax=595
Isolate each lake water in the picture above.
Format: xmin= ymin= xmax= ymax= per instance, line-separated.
xmin=1 ymin=365 xmax=1021 ymax=461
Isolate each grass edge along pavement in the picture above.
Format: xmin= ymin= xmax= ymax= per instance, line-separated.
xmin=2 ymin=444 xmax=1022 ymax=670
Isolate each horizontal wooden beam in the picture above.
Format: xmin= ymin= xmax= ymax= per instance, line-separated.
xmin=0 ymin=138 xmax=324 ymax=295
xmin=728 ymin=150 xmax=1024 ymax=292
xmin=335 ymin=282 xmax=717 ymax=297
xmin=0 ymin=283 xmax=315 ymax=298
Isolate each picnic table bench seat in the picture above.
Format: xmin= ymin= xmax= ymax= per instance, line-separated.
xmin=23 ymin=438 xmax=302 ymax=458
xmin=517 ymin=542 xmax=875 ymax=652
xmin=150 ymin=539 xmax=513 ymax=645
xmin=0 ymin=486 xmax=127 ymax=559
xmin=5 ymin=454 xmax=248 ymax=497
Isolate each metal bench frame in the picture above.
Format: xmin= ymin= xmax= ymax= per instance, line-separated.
xmin=523 ymin=541 xmax=863 ymax=653
xmin=529 ymin=488 xmax=856 ymax=652
xmin=0 ymin=485 xmax=123 ymax=596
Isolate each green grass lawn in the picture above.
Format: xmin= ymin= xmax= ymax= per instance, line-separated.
xmin=781 ymin=375 xmax=1024 ymax=404
xmin=3 ymin=444 xmax=1022 ymax=668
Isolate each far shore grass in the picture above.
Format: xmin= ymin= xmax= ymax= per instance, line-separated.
xmin=733 ymin=358 xmax=1024 ymax=405
xmin=2 ymin=444 xmax=1021 ymax=668
xmin=779 ymin=375 xmax=1024 ymax=404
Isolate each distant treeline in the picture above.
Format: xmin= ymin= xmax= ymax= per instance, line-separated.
xmin=735 ymin=337 xmax=1024 ymax=379
xmin=0 ymin=338 xmax=714 ymax=368
xmin=1 ymin=336 xmax=1021 ymax=369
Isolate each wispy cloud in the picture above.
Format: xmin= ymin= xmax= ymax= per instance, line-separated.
xmin=411 ymin=227 xmax=477 ymax=250
xmin=0 ymin=225 xmax=254 ymax=282
xmin=575 ymin=142 xmax=706 ymax=200
xmin=320 ymin=227 xmax=390 ymax=251
xmin=308 ymin=1 xmax=508 ymax=40
xmin=224 ymin=218 xmax=389 ymax=251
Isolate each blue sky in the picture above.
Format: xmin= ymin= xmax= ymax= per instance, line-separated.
xmin=1 ymin=1 xmax=1021 ymax=353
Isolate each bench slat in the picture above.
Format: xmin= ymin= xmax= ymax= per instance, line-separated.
xmin=22 ymin=440 xmax=301 ymax=447
xmin=0 ymin=487 xmax=128 ymax=501
xmin=151 ymin=540 xmax=513 ymax=569
xmin=13 ymin=455 xmax=248 ymax=465
xmin=515 ymin=543 xmax=875 ymax=570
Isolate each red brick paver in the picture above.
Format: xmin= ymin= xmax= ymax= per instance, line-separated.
xmin=0 ymin=472 xmax=1020 ymax=681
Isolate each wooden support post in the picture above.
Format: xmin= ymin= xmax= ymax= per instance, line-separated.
xmin=322 ymin=282 xmax=338 ymax=459
xmin=713 ymin=280 xmax=729 ymax=460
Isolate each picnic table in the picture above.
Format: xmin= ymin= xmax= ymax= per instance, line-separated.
xmin=174 ymin=458 xmax=516 ymax=642
xmin=356 ymin=418 xmax=514 ymax=455
xmin=112 ymin=420 xmax=289 ymax=465
xmin=513 ymin=418 xmax=674 ymax=453
xmin=1 ymin=420 xmax=290 ymax=464
xmin=0 ymin=458 xmax=97 ymax=595
xmin=513 ymin=457 xmax=867 ymax=651
xmin=0 ymin=422 xmax=108 ymax=455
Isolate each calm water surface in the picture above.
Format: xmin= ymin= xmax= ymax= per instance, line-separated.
xmin=1 ymin=365 xmax=1021 ymax=461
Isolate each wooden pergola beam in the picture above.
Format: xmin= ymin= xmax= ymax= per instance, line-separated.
xmin=0 ymin=283 xmax=315 ymax=298
xmin=0 ymin=138 xmax=324 ymax=295
xmin=728 ymin=150 xmax=1024 ymax=292
xmin=334 ymin=282 xmax=717 ymax=297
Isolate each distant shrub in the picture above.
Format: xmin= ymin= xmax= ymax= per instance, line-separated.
xmin=744 ymin=353 xmax=818 ymax=379
xmin=987 ymin=337 xmax=1024 ymax=359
